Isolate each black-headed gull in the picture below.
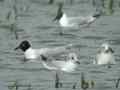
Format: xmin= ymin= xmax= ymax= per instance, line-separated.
xmin=14 ymin=40 xmax=72 ymax=60
xmin=40 ymin=53 xmax=80 ymax=72
xmin=54 ymin=3 xmax=101 ymax=27
xmin=93 ymin=43 xmax=116 ymax=65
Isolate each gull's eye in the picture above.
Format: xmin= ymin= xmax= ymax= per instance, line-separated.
xmin=71 ymin=56 xmax=74 ymax=60
xmin=22 ymin=44 xmax=25 ymax=47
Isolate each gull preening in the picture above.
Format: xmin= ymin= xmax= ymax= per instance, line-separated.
xmin=54 ymin=3 xmax=101 ymax=28
xmin=41 ymin=53 xmax=80 ymax=72
xmin=14 ymin=40 xmax=72 ymax=61
xmin=93 ymin=43 xmax=116 ymax=65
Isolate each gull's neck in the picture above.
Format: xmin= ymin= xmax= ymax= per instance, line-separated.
xmin=25 ymin=47 xmax=34 ymax=52
xmin=24 ymin=47 xmax=37 ymax=59
xmin=59 ymin=13 xmax=69 ymax=27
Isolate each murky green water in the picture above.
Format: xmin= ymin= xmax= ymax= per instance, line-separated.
xmin=0 ymin=0 xmax=120 ymax=90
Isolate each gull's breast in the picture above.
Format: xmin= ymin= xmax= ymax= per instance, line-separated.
xmin=97 ymin=53 xmax=115 ymax=64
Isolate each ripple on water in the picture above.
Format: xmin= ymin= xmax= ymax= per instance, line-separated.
xmin=62 ymin=33 xmax=79 ymax=39
xmin=35 ymin=25 xmax=54 ymax=30
xmin=0 ymin=25 xmax=12 ymax=30
xmin=39 ymin=39 xmax=56 ymax=44
xmin=110 ymin=39 xmax=120 ymax=45
xmin=74 ymin=44 xmax=88 ymax=48
xmin=90 ymin=70 xmax=105 ymax=74
xmin=82 ymin=36 xmax=106 ymax=40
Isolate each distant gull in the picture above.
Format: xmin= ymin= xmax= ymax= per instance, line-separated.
xmin=93 ymin=43 xmax=116 ymax=65
xmin=41 ymin=53 xmax=80 ymax=72
xmin=14 ymin=40 xmax=72 ymax=61
xmin=53 ymin=3 xmax=101 ymax=28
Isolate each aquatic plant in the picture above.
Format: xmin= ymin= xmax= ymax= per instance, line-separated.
xmin=115 ymin=78 xmax=120 ymax=88
xmin=8 ymin=80 xmax=19 ymax=90
xmin=80 ymin=72 xmax=95 ymax=90
xmin=104 ymin=0 xmax=114 ymax=15
xmin=90 ymin=80 xmax=95 ymax=88
xmin=70 ymin=0 xmax=74 ymax=4
xmin=48 ymin=0 xmax=54 ymax=4
xmin=81 ymin=72 xmax=89 ymax=90
xmin=55 ymin=72 xmax=62 ymax=88
xmin=92 ymin=0 xmax=96 ymax=7
xmin=26 ymin=84 xmax=32 ymax=90
xmin=8 ymin=80 xmax=34 ymax=90
xmin=5 ymin=0 xmax=19 ymax=39
xmin=72 ymin=82 xmax=77 ymax=89
xmin=118 ymin=1 xmax=120 ymax=8
xmin=0 ymin=0 xmax=4 ymax=2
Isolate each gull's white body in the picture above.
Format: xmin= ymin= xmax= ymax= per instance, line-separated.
xmin=24 ymin=48 xmax=48 ymax=60
xmin=94 ymin=52 xmax=116 ymax=65
xmin=59 ymin=13 xmax=96 ymax=27
xmin=24 ymin=44 xmax=72 ymax=60
xmin=94 ymin=43 xmax=116 ymax=65
xmin=41 ymin=53 xmax=79 ymax=72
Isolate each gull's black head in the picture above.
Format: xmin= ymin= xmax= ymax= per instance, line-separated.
xmin=100 ymin=43 xmax=114 ymax=53
xmin=68 ymin=53 xmax=80 ymax=64
xmin=14 ymin=40 xmax=31 ymax=52
xmin=54 ymin=11 xmax=63 ymax=21
xmin=93 ymin=13 xmax=101 ymax=18
xmin=105 ymin=47 xmax=114 ymax=53
xmin=53 ymin=2 xmax=63 ymax=21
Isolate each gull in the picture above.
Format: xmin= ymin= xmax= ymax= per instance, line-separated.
xmin=93 ymin=43 xmax=116 ymax=65
xmin=40 ymin=53 xmax=80 ymax=72
xmin=53 ymin=3 xmax=101 ymax=28
xmin=14 ymin=40 xmax=72 ymax=61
